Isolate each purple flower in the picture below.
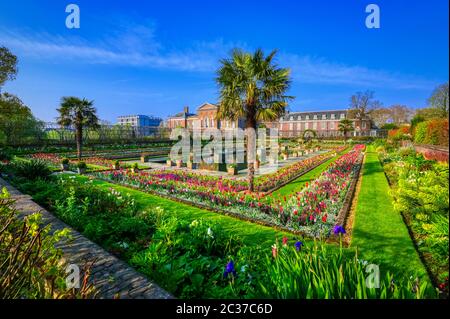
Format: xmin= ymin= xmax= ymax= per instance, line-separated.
xmin=223 ymin=260 xmax=237 ymax=278
xmin=333 ymin=225 xmax=346 ymax=235
xmin=294 ymin=241 xmax=303 ymax=251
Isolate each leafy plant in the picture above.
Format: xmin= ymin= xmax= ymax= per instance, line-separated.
xmin=0 ymin=187 xmax=96 ymax=298
xmin=256 ymin=241 xmax=435 ymax=299
xmin=11 ymin=159 xmax=52 ymax=180
xmin=77 ymin=161 xmax=87 ymax=169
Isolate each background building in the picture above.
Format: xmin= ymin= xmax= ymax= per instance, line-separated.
xmin=117 ymin=115 xmax=163 ymax=127
xmin=273 ymin=110 xmax=373 ymax=138
xmin=117 ymin=115 xmax=163 ymax=137
xmin=167 ymin=103 xmax=245 ymax=129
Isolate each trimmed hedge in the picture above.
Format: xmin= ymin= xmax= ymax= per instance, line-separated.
xmin=414 ymin=119 xmax=449 ymax=146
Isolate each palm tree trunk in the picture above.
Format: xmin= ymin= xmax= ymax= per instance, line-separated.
xmin=246 ymin=113 xmax=257 ymax=192
xmin=76 ymin=125 xmax=83 ymax=160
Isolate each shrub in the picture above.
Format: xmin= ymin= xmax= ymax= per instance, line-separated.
xmin=11 ymin=159 xmax=52 ymax=180
xmin=0 ymin=187 xmax=95 ymax=298
xmin=0 ymin=149 xmax=12 ymax=161
xmin=414 ymin=121 xmax=427 ymax=144
xmin=77 ymin=161 xmax=87 ymax=169
xmin=388 ymin=126 xmax=410 ymax=141
xmin=414 ymin=119 xmax=449 ymax=146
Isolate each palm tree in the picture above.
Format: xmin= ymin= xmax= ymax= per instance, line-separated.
xmin=57 ymin=97 xmax=99 ymax=160
xmin=216 ymin=49 xmax=293 ymax=191
xmin=338 ymin=118 xmax=354 ymax=141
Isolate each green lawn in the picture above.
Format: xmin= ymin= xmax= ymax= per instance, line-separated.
xmin=351 ymin=146 xmax=430 ymax=281
xmin=269 ymin=148 xmax=348 ymax=199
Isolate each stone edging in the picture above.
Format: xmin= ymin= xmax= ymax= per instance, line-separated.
xmin=0 ymin=177 xmax=173 ymax=300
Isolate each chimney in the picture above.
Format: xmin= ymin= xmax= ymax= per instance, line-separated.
xmin=183 ymin=106 xmax=189 ymax=114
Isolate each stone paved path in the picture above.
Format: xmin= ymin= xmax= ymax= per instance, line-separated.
xmin=0 ymin=177 xmax=173 ymax=299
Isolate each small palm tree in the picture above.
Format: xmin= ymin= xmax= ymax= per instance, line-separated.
xmin=338 ymin=118 xmax=354 ymax=141
xmin=216 ymin=48 xmax=293 ymax=191
xmin=57 ymin=97 xmax=99 ymax=160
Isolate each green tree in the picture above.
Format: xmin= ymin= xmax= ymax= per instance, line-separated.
xmin=216 ymin=49 xmax=292 ymax=191
xmin=0 ymin=47 xmax=18 ymax=89
xmin=57 ymin=97 xmax=99 ymax=160
xmin=427 ymin=82 xmax=449 ymax=117
xmin=0 ymin=93 xmax=43 ymax=145
xmin=338 ymin=118 xmax=354 ymax=140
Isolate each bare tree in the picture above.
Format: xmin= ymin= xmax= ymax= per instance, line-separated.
xmin=348 ymin=91 xmax=381 ymax=128
xmin=370 ymin=107 xmax=391 ymax=128
xmin=389 ymin=104 xmax=412 ymax=125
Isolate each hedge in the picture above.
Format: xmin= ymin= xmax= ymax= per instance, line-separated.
xmin=414 ymin=119 xmax=449 ymax=146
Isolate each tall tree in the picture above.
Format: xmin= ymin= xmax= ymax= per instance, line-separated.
xmin=347 ymin=91 xmax=381 ymax=129
xmin=57 ymin=97 xmax=99 ymax=160
xmin=428 ymin=82 xmax=449 ymax=117
xmin=216 ymin=48 xmax=292 ymax=191
xmin=0 ymin=93 xmax=43 ymax=145
xmin=0 ymin=47 xmax=18 ymax=89
xmin=338 ymin=119 xmax=354 ymax=140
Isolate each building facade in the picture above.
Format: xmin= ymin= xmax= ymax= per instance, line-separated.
xmin=117 ymin=115 xmax=163 ymax=127
xmin=166 ymin=103 xmax=245 ymax=129
xmin=273 ymin=110 xmax=372 ymax=138
xmin=117 ymin=115 xmax=163 ymax=137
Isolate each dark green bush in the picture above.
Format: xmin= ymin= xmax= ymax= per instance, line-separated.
xmin=11 ymin=159 xmax=52 ymax=180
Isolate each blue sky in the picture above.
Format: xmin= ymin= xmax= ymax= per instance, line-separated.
xmin=0 ymin=0 xmax=448 ymax=123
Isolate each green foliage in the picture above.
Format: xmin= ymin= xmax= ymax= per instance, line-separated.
xmin=0 ymin=93 xmax=44 ymax=146
xmin=11 ymin=159 xmax=52 ymax=180
xmin=381 ymin=123 xmax=398 ymax=130
xmin=0 ymin=187 xmax=95 ymax=298
xmin=414 ymin=119 xmax=449 ymax=146
xmin=61 ymin=158 xmax=69 ymax=165
xmin=0 ymin=46 xmax=18 ymax=86
xmin=77 ymin=161 xmax=87 ymax=169
xmin=256 ymin=241 xmax=434 ymax=299
xmin=379 ymin=145 xmax=449 ymax=290
xmin=131 ymin=216 xmax=250 ymax=298
xmin=0 ymin=148 xmax=12 ymax=161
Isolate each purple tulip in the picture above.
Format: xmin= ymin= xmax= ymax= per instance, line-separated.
xmin=223 ymin=260 xmax=237 ymax=278
xmin=294 ymin=241 xmax=303 ymax=251
xmin=333 ymin=225 xmax=346 ymax=235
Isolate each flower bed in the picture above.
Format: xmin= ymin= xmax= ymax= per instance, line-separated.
xmin=28 ymin=153 xmax=118 ymax=170
xmin=255 ymin=147 xmax=346 ymax=192
xmin=93 ymin=145 xmax=365 ymax=237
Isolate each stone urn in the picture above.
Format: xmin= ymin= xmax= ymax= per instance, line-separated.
xmin=176 ymin=159 xmax=183 ymax=168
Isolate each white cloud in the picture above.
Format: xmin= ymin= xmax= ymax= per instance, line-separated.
xmin=0 ymin=27 xmax=436 ymax=90
xmin=280 ymin=54 xmax=435 ymax=90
